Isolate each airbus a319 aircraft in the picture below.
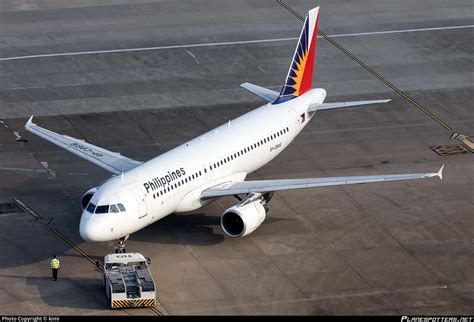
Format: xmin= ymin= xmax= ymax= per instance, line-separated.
xmin=25 ymin=7 xmax=443 ymax=252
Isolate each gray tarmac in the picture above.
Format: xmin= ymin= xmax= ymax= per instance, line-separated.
xmin=0 ymin=0 xmax=473 ymax=315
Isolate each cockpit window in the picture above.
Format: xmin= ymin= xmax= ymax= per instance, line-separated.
xmin=110 ymin=204 xmax=119 ymax=213
xmin=117 ymin=203 xmax=126 ymax=212
xmin=86 ymin=203 xmax=96 ymax=213
xmin=95 ymin=205 xmax=109 ymax=214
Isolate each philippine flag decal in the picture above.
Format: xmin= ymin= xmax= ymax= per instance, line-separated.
xmin=299 ymin=113 xmax=306 ymax=124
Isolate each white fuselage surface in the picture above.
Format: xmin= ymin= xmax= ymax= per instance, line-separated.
xmin=79 ymin=89 xmax=326 ymax=241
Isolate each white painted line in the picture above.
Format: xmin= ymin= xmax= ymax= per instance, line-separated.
xmin=0 ymin=24 xmax=472 ymax=62
xmin=185 ymin=49 xmax=200 ymax=64
xmin=0 ymin=166 xmax=49 ymax=173
xmin=68 ymin=171 xmax=89 ymax=176
xmin=12 ymin=131 xmax=22 ymax=140
xmin=326 ymin=24 xmax=474 ymax=38
xmin=0 ymin=37 xmax=298 ymax=62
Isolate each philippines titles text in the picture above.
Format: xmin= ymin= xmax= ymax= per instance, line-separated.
xmin=143 ymin=167 xmax=186 ymax=193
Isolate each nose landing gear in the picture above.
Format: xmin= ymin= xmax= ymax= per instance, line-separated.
xmin=115 ymin=235 xmax=129 ymax=253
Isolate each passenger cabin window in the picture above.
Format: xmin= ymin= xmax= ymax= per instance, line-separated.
xmin=86 ymin=203 xmax=96 ymax=213
xmin=95 ymin=205 xmax=109 ymax=214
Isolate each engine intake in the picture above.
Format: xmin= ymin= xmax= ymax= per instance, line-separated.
xmin=221 ymin=201 xmax=266 ymax=238
xmin=80 ymin=187 xmax=98 ymax=210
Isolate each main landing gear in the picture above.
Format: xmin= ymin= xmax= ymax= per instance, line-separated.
xmin=115 ymin=235 xmax=129 ymax=253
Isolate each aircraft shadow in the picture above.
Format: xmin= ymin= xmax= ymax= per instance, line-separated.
xmin=132 ymin=211 xmax=288 ymax=246
xmin=132 ymin=212 xmax=225 ymax=245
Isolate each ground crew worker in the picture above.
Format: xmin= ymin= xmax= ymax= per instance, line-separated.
xmin=51 ymin=255 xmax=60 ymax=281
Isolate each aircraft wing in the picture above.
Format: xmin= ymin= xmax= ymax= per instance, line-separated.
xmin=201 ymin=166 xmax=443 ymax=198
xmin=25 ymin=116 xmax=143 ymax=174
xmin=240 ymin=82 xmax=279 ymax=103
xmin=309 ymin=99 xmax=391 ymax=112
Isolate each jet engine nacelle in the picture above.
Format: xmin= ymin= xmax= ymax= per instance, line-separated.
xmin=221 ymin=201 xmax=266 ymax=238
xmin=80 ymin=187 xmax=98 ymax=210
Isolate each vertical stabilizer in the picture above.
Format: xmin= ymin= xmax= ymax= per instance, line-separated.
xmin=273 ymin=6 xmax=320 ymax=104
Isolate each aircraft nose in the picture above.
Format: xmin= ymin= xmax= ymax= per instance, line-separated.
xmin=79 ymin=214 xmax=102 ymax=242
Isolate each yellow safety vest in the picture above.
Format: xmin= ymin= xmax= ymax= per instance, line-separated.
xmin=51 ymin=258 xmax=60 ymax=269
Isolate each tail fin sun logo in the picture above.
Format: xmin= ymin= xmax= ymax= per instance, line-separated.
xmin=273 ymin=7 xmax=319 ymax=105
xmin=282 ymin=19 xmax=310 ymax=97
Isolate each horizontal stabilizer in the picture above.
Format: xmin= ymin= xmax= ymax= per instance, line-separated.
xmin=240 ymin=83 xmax=279 ymax=103
xmin=309 ymin=99 xmax=391 ymax=112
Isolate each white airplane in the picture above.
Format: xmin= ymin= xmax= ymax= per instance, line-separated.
xmin=25 ymin=6 xmax=443 ymax=252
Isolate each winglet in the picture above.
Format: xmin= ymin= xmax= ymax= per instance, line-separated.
xmin=437 ymin=164 xmax=445 ymax=180
xmin=25 ymin=115 xmax=34 ymax=128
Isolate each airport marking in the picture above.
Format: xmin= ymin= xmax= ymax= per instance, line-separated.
xmin=0 ymin=166 xmax=50 ymax=174
xmin=0 ymin=25 xmax=473 ymax=62
xmin=431 ymin=145 xmax=469 ymax=156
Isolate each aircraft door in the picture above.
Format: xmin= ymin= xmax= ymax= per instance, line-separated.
xmin=131 ymin=186 xmax=148 ymax=219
